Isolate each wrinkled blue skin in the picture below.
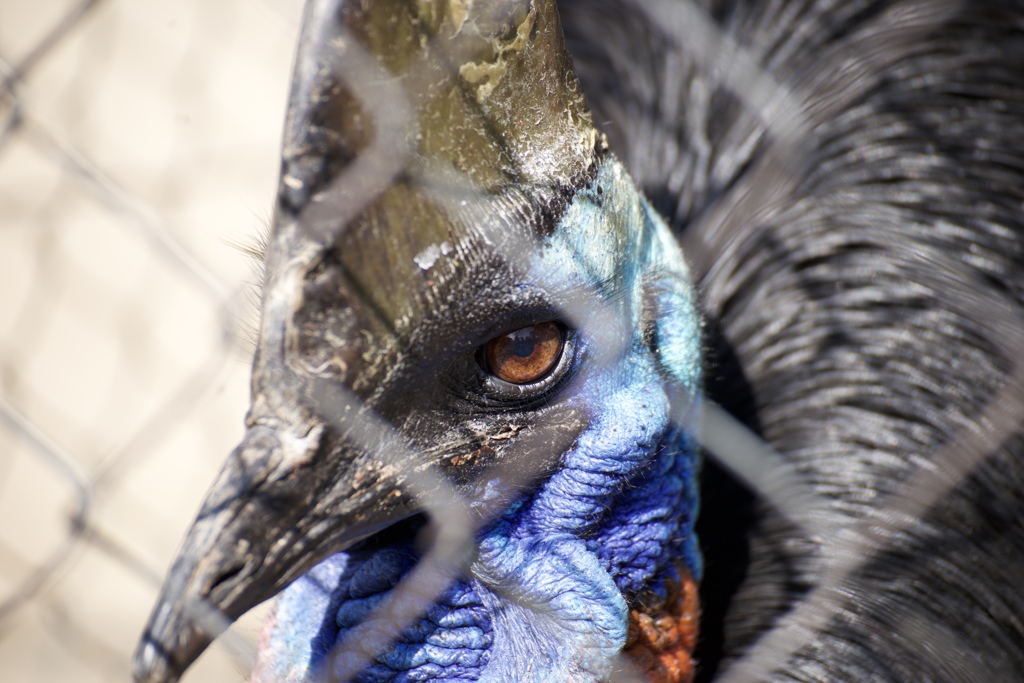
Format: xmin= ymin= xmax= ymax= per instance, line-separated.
xmin=257 ymin=158 xmax=703 ymax=682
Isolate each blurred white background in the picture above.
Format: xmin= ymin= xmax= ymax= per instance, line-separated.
xmin=0 ymin=1 xmax=304 ymax=680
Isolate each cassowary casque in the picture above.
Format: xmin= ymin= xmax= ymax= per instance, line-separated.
xmin=134 ymin=1 xmax=1024 ymax=682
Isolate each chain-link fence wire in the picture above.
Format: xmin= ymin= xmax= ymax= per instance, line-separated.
xmin=3 ymin=1 xmax=1023 ymax=682
xmin=0 ymin=0 xmax=304 ymax=680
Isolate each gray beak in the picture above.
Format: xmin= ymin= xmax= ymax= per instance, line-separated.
xmin=132 ymin=407 xmax=423 ymax=683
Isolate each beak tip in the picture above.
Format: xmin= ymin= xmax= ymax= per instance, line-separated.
xmin=132 ymin=639 xmax=180 ymax=683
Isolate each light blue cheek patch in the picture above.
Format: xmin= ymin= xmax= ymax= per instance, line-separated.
xmin=644 ymin=199 xmax=702 ymax=398
xmin=527 ymin=157 xmax=701 ymax=389
xmin=527 ymin=159 xmax=652 ymax=337
xmin=531 ymin=156 xmax=702 ymax=434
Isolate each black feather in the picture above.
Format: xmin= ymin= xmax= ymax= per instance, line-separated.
xmin=563 ymin=1 xmax=1024 ymax=681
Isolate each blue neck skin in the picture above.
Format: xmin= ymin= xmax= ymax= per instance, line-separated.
xmin=254 ymin=157 xmax=702 ymax=683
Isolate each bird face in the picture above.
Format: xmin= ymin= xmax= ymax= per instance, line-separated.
xmin=250 ymin=151 xmax=703 ymax=683
xmin=133 ymin=1 xmax=702 ymax=682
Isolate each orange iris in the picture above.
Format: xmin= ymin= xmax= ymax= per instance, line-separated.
xmin=484 ymin=322 xmax=564 ymax=384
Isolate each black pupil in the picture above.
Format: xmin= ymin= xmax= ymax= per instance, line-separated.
xmin=511 ymin=336 xmax=535 ymax=358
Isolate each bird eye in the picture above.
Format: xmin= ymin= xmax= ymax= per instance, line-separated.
xmin=483 ymin=321 xmax=566 ymax=385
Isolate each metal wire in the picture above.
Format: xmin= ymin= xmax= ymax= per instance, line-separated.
xmin=2 ymin=1 xmax=1021 ymax=683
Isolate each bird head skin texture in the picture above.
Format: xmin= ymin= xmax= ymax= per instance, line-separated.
xmin=133 ymin=2 xmax=702 ymax=682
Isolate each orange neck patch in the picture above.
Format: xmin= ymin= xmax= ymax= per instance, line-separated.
xmin=622 ymin=567 xmax=700 ymax=683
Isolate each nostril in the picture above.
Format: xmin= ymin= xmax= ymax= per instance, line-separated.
xmin=208 ymin=559 xmax=249 ymax=598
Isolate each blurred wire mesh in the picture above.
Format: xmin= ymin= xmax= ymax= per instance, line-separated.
xmin=0 ymin=0 xmax=304 ymax=680
xmin=4 ymin=0 xmax=1023 ymax=682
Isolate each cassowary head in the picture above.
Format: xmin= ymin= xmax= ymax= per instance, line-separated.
xmin=134 ymin=1 xmax=702 ymax=682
